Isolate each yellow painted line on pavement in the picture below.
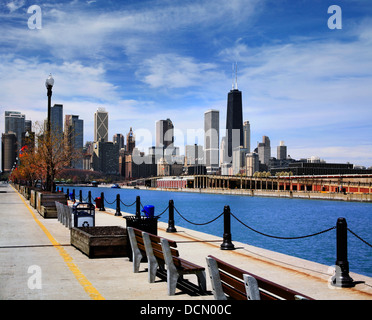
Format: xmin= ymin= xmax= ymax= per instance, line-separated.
xmin=13 ymin=187 xmax=105 ymax=300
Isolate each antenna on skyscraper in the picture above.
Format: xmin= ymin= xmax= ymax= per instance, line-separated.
xmin=232 ymin=63 xmax=235 ymax=90
xmin=231 ymin=62 xmax=238 ymax=90
xmin=235 ymin=62 xmax=238 ymax=89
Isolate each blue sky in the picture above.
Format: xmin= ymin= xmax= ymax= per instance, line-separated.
xmin=1 ymin=0 xmax=371 ymax=167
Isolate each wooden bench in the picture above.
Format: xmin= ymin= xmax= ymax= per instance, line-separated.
xmin=127 ymin=227 xmax=206 ymax=295
xmin=206 ymin=255 xmax=314 ymax=300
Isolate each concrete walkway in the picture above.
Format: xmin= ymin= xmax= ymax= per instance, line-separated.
xmin=1 ymin=183 xmax=371 ymax=300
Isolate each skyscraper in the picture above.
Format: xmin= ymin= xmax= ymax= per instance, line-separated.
xmin=258 ymin=135 xmax=271 ymax=166
xmin=65 ymin=115 xmax=84 ymax=169
xmin=277 ymin=141 xmax=287 ymax=160
xmin=5 ymin=111 xmax=25 ymax=150
xmin=113 ymin=133 xmax=125 ymax=150
xmin=25 ymin=120 xmax=32 ymax=133
xmin=51 ymin=104 xmax=63 ymax=138
xmin=126 ymin=127 xmax=135 ymax=154
xmin=94 ymin=108 xmax=108 ymax=142
xmin=243 ymin=120 xmax=250 ymax=152
xmin=246 ymin=152 xmax=259 ymax=176
xmin=156 ymin=119 xmax=174 ymax=150
xmin=204 ymin=109 xmax=219 ymax=174
xmin=226 ymin=88 xmax=243 ymax=160
xmin=1 ymin=133 xmax=17 ymax=173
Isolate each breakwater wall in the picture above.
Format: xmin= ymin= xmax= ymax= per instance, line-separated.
xmin=152 ymin=187 xmax=372 ymax=202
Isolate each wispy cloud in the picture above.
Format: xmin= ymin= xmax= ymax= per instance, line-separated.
xmin=137 ymin=54 xmax=219 ymax=89
xmin=6 ymin=0 xmax=25 ymax=13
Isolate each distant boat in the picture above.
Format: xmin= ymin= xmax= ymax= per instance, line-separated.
xmin=111 ymin=183 xmax=120 ymax=189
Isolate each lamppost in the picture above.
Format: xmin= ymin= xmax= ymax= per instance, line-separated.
xmin=45 ymin=74 xmax=54 ymax=192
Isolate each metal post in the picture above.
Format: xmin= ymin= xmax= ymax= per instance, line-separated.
xmin=115 ymin=194 xmax=122 ymax=216
xmin=72 ymin=189 xmax=75 ymax=202
xmin=331 ymin=217 xmax=354 ymax=287
xmin=100 ymin=192 xmax=105 ymax=211
xmin=79 ymin=190 xmax=82 ymax=202
xmin=46 ymin=83 xmax=52 ymax=193
xmin=136 ymin=196 xmax=141 ymax=219
xmin=220 ymin=205 xmax=235 ymax=250
xmin=67 ymin=188 xmax=69 ymax=199
xmin=166 ymin=200 xmax=177 ymax=233
xmin=88 ymin=191 xmax=92 ymax=205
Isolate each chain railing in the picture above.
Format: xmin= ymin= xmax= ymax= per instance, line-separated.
xmin=60 ymin=186 xmax=371 ymax=286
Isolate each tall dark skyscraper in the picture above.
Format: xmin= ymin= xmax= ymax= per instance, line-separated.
xmin=51 ymin=104 xmax=63 ymax=138
xmin=156 ymin=118 xmax=174 ymax=150
xmin=226 ymin=88 xmax=243 ymax=159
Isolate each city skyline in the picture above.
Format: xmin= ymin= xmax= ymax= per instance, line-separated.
xmin=0 ymin=1 xmax=371 ymax=167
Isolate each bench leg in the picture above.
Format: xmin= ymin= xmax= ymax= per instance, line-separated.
xmin=127 ymin=228 xmax=142 ymax=273
xmin=206 ymin=257 xmax=226 ymax=300
xmin=142 ymin=232 xmax=160 ymax=283
xmin=148 ymin=255 xmax=158 ymax=283
xmin=196 ymin=270 xmax=207 ymax=293
xmin=167 ymin=267 xmax=180 ymax=296
xmin=132 ymin=250 xmax=142 ymax=273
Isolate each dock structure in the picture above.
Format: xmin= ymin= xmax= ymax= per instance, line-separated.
xmin=1 ymin=183 xmax=371 ymax=301
xmin=142 ymin=174 xmax=372 ymax=202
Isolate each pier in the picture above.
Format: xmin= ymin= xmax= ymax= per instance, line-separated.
xmin=146 ymin=174 xmax=372 ymax=202
xmin=1 ymin=183 xmax=371 ymax=301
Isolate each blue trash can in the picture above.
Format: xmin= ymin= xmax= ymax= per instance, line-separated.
xmin=142 ymin=205 xmax=155 ymax=218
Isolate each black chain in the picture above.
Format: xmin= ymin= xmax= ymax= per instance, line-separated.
xmin=230 ymin=212 xmax=336 ymax=240
xmin=120 ymin=199 xmax=136 ymax=207
xmin=104 ymin=198 xmax=116 ymax=205
xmin=156 ymin=205 xmax=169 ymax=218
xmin=174 ymin=206 xmax=224 ymax=226
xmin=348 ymin=228 xmax=372 ymax=248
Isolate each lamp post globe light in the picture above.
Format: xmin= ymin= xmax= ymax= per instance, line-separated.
xmin=45 ymin=74 xmax=54 ymax=192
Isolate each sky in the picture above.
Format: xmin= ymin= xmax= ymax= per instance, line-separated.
xmin=1 ymin=0 xmax=372 ymax=167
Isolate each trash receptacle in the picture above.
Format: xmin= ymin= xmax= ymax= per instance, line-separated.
xmin=73 ymin=202 xmax=95 ymax=227
xmin=124 ymin=212 xmax=159 ymax=261
xmin=94 ymin=197 xmax=101 ymax=208
xmin=69 ymin=192 xmax=74 ymax=201
xmin=142 ymin=205 xmax=155 ymax=218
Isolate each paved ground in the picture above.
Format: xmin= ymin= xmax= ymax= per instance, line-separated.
xmin=1 ymin=183 xmax=371 ymax=302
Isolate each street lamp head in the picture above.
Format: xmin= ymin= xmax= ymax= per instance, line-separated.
xmin=45 ymin=74 xmax=54 ymax=88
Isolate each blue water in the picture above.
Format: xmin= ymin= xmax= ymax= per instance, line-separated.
xmin=67 ymin=186 xmax=372 ymax=277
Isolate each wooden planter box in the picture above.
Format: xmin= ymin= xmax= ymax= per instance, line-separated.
xmin=36 ymin=191 xmax=67 ymax=218
xmin=30 ymin=189 xmax=36 ymax=208
xmin=71 ymin=226 xmax=128 ymax=258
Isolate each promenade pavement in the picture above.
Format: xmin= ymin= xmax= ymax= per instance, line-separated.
xmin=1 ymin=183 xmax=371 ymax=301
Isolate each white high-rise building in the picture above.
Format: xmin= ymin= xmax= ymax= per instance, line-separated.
xmin=246 ymin=152 xmax=259 ymax=176
xmin=204 ymin=109 xmax=219 ymax=174
xmin=243 ymin=120 xmax=250 ymax=152
xmin=258 ymin=135 xmax=271 ymax=165
xmin=277 ymin=141 xmax=287 ymax=160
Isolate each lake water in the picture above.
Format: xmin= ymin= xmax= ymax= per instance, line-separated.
xmin=67 ymin=186 xmax=372 ymax=277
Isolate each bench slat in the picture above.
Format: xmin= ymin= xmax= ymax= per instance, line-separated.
xmin=175 ymin=257 xmax=205 ymax=272
xmin=151 ymin=241 xmax=179 ymax=257
xmin=221 ymin=283 xmax=248 ymax=300
xmin=219 ymin=270 xmax=246 ymax=295
xmin=147 ymin=232 xmax=177 ymax=248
